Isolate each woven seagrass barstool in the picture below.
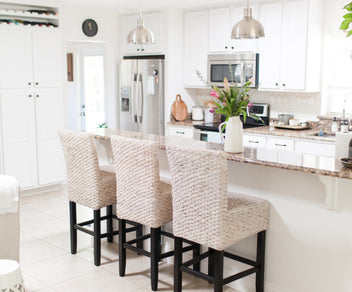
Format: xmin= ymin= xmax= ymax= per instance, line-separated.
xmin=58 ymin=129 xmax=140 ymax=266
xmin=111 ymin=135 xmax=200 ymax=291
xmin=167 ymin=146 xmax=270 ymax=292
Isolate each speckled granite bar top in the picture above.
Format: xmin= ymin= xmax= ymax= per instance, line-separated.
xmin=168 ymin=120 xmax=335 ymax=142
xmin=94 ymin=129 xmax=351 ymax=180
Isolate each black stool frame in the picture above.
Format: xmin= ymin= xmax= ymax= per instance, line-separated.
xmin=174 ymin=231 xmax=266 ymax=292
xmin=119 ymin=218 xmax=201 ymax=291
xmin=69 ymin=201 xmax=142 ymax=266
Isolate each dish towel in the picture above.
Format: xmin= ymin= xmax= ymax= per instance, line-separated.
xmin=0 ymin=175 xmax=20 ymax=215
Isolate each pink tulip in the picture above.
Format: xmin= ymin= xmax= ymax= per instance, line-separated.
xmin=210 ymin=90 xmax=220 ymax=99
xmin=209 ymin=109 xmax=215 ymax=114
xmin=244 ymin=96 xmax=249 ymax=100
xmin=223 ymin=102 xmax=227 ymax=106
xmin=248 ymin=103 xmax=253 ymax=108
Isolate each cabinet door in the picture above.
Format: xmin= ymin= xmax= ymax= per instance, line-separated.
xmin=35 ymin=88 xmax=64 ymax=185
xmin=143 ymin=12 xmax=163 ymax=54
xmin=122 ymin=12 xmax=163 ymax=55
xmin=280 ymin=0 xmax=308 ymax=91
xmin=0 ymin=89 xmax=37 ymax=188
xmin=230 ymin=7 xmax=257 ymax=52
xmin=184 ymin=11 xmax=209 ymax=87
xmin=209 ymin=8 xmax=230 ymax=52
xmin=32 ymin=30 xmax=62 ymax=88
xmin=0 ymin=30 xmax=33 ymax=89
xmin=257 ymin=2 xmax=282 ymax=90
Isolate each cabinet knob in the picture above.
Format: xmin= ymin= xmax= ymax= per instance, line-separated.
xmin=275 ymin=83 xmax=279 ymax=86
xmin=35 ymin=82 xmax=39 ymax=85
xmin=282 ymin=83 xmax=286 ymax=87
xmin=36 ymin=94 xmax=39 ymax=98
xmin=28 ymin=82 xmax=31 ymax=85
xmin=231 ymin=46 xmax=234 ymax=50
xmin=141 ymin=48 xmax=144 ymax=51
xmin=137 ymin=48 xmax=140 ymax=51
xmin=225 ymin=46 xmax=228 ymax=49
xmin=29 ymin=94 xmax=32 ymax=98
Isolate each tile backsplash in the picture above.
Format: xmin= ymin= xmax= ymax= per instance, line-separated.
xmin=185 ymin=88 xmax=321 ymax=122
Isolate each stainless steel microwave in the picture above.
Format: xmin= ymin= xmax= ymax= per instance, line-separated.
xmin=207 ymin=53 xmax=259 ymax=88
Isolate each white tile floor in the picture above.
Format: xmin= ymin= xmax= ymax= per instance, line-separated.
xmin=20 ymin=187 xmax=239 ymax=292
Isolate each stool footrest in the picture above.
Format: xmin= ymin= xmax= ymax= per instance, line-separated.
xmin=127 ymin=234 xmax=151 ymax=245
xmin=224 ymin=251 xmax=256 ymax=266
xmin=180 ymin=265 xmax=214 ymax=283
xmin=124 ymin=243 xmax=151 ymax=257
xmin=182 ymin=250 xmax=211 ymax=268
xmin=223 ymin=267 xmax=259 ymax=285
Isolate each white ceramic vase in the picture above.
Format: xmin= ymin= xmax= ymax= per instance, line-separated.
xmin=219 ymin=116 xmax=244 ymax=153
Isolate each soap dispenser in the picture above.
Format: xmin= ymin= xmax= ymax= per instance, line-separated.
xmin=331 ymin=117 xmax=338 ymax=133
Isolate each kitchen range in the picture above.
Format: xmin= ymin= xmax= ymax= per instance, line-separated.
xmin=193 ymin=103 xmax=270 ymax=143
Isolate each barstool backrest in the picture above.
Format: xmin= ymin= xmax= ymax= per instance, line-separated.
xmin=166 ymin=146 xmax=229 ymax=246
xmin=111 ymin=135 xmax=167 ymax=228
xmin=58 ymin=129 xmax=102 ymax=208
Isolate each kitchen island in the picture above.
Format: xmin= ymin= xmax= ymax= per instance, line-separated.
xmin=94 ymin=129 xmax=352 ymax=292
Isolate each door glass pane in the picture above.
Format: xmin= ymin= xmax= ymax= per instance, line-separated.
xmin=83 ymin=55 xmax=105 ymax=131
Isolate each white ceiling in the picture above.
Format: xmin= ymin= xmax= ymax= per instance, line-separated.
xmin=59 ymin=0 xmax=243 ymax=13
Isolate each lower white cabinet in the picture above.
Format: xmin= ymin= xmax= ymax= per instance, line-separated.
xmin=266 ymin=137 xmax=295 ymax=151
xmin=243 ymin=134 xmax=266 ymax=148
xmin=168 ymin=125 xmax=194 ymax=138
xmin=0 ymin=88 xmax=64 ymax=189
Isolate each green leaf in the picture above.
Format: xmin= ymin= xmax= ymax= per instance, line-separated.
xmin=344 ymin=2 xmax=352 ymax=11
xmin=347 ymin=30 xmax=352 ymax=37
xmin=344 ymin=13 xmax=352 ymax=19
xmin=340 ymin=19 xmax=352 ymax=30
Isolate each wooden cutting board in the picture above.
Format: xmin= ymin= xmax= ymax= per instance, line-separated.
xmin=171 ymin=94 xmax=188 ymax=121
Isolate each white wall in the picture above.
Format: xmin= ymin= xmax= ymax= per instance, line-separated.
xmin=60 ymin=3 xmax=120 ymax=130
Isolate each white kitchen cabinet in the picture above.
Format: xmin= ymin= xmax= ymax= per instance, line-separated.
xmin=168 ymin=125 xmax=194 ymax=138
xmin=267 ymin=136 xmax=295 ymax=151
xmin=243 ymin=134 xmax=266 ymax=148
xmin=0 ymin=89 xmax=37 ymax=188
xmin=0 ymin=88 xmax=64 ymax=188
xmin=257 ymin=0 xmax=321 ymax=92
xmin=36 ymin=88 xmax=64 ymax=185
xmin=295 ymin=139 xmax=335 ymax=157
xmin=121 ymin=12 xmax=163 ymax=55
xmin=209 ymin=8 xmax=256 ymax=53
xmin=184 ymin=11 xmax=209 ymax=88
xmin=0 ymin=28 xmax=61 ymax=89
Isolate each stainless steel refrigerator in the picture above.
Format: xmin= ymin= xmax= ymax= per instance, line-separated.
xmin=119 ymin=56 xmax=164 ymax=135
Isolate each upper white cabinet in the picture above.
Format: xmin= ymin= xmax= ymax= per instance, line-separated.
xmin=184 ymin=11 xmax=209 ymax=88
xmin=257 ymin=0 xmax=322 ymax=92
xmin=209 ymin=7 xmax=256 ymax=53
xmin=0 ymin=28 xmax=62 ymax=89
xmin=121 ymin=12 xmax=164 ymax=55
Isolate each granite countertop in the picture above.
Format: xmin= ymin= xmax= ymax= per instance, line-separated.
xmin=94 ymin=129 xmax=352 ymax=180
xmin=168 ymin=120 xmax=336 ymax=142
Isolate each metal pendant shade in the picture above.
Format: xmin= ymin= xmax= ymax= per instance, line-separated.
xmin=231 ymin=0 xmax=265 ymax=39
xmin=127 ymin=0 xmax=155 ymax=45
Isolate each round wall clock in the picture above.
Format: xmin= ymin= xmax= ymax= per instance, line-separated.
xmin=82 ymin=19 xmax=98 ymax=37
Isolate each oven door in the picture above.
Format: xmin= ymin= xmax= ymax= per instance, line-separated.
xmin=208 ymin=61 xmax=243 ymax=87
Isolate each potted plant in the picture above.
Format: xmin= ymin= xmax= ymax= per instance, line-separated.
xmin=340 ymin=2 xmax=352 ymax=36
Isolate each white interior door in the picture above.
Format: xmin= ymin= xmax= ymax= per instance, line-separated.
xmin=32 ymin=30 xmax=62 ymax=88
xmin=35 ymin=88 xmax=64 ymax=185
xmin=0 ymin=29 xmax=32 ymax=89
xmin=0 ymin=89 xmax=37 ymax=188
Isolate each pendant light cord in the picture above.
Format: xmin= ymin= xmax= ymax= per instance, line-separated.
xmin=247 ymin=0 xmax=250 ymax=9
xmin=139 ymin=0 xmax=142 ymax=19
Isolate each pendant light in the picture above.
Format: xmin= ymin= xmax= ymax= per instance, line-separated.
xmin=231 ymin=0 xmax=264 ymax=39
xmin=127 ymin=0 xmax=155 ymax=45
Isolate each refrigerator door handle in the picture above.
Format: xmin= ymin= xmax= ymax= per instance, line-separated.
xmin=138 ymin=74 xmax=143 ymax=124
xmin=132 ymin=73 xmax=138 ymax=123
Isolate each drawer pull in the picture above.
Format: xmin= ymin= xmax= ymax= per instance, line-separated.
xmin=176 ymin=131 xmax=185 ymax=135
xmin=249 ymin=140 xmax=259 ymax=144
xmin=275 ymin=143 xmax=287 ymax=147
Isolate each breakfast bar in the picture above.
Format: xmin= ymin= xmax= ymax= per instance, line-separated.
xmin=94 ymin=128 xmax=352 ymax=292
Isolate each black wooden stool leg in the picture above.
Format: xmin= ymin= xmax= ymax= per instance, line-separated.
xmin=136 ymin=224 xmax=143 ymax=250
xmin=106 ymin=205 xmax=113 ymax=243
xmin=193 ymin=243 xmax=201 ymax=272
xmin=256 ymin=231 xmax=266 ymax=292
xmin=119 ymin=219 xmax=126 ymax=277
xmin=69 ymin=201 xmax=77 ymax=254
xmin=208 ymin=248 xmax=215 ymax=282
xmin=93 ymin=209 xmax=101 ymax=266
xmin=213 ymin=250 xmax=224 ymax=292
xmin=174 ymin=236 xmax=183 ymax=292
xmin=151 ymin=227 xmax=161 ymax=291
